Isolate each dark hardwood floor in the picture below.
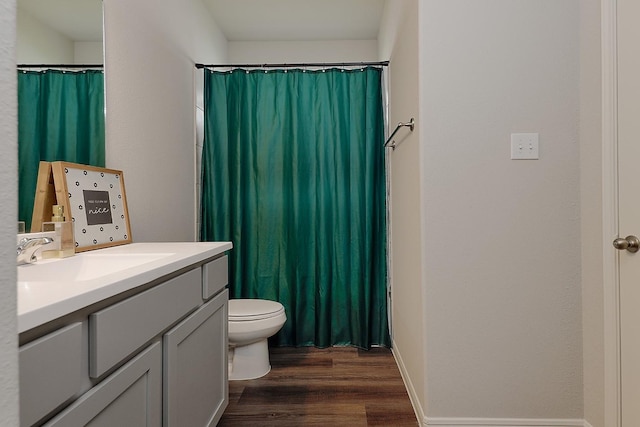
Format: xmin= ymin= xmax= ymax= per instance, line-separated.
xmin=218 ymin=346 xmax=419 ymax=426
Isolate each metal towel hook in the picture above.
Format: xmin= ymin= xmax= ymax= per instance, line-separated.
xmin=384 ymin=118 xmax=415 ymax=150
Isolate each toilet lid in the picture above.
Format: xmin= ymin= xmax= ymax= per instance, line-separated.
xmin=228 ymin=299 xmax=284 ymax=321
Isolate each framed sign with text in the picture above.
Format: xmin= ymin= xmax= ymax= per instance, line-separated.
xmin=49 ymin=161 xmax=132 ymax=252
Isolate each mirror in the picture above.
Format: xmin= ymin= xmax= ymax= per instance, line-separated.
xmin=16 ymin=0 xmax=104 ymax=230
xmin=17 ymin=0 xmax=103 ymax=65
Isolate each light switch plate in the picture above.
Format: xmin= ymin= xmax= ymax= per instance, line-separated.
xmin=510 ymin=133 xmax=539 ymax=160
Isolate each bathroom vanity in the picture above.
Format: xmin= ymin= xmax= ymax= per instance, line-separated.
xmin=17 ymin=242 xmax=232 ymax=427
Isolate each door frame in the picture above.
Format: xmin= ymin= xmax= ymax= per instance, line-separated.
xmin=602 ymin=0 xmax=621 ymax=425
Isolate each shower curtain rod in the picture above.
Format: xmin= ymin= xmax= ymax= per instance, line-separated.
xmin=195 ymin=61 xmax=389 ymax=69
xmin=17 ymin=64 xmax=103 ymax=69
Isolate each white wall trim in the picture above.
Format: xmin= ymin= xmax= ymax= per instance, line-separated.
xmin=601 ymin=0 xmax=621 ymax=426
xmin=392 ymin=341 xmax=426 ymax=427
xmin=584 ymin=420 xmax=594 ymax=427
xmin=424 ymin=418 xmax=585 ymax=427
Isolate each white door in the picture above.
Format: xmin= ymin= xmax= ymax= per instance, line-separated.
xmin=616 ymin=0 xmax=640 ymax=425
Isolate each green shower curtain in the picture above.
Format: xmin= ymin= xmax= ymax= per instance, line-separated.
xmin=18 ymin=70 xmax=105 ymax=230
xmin=201 ymin=67 xmax=389 ymax=348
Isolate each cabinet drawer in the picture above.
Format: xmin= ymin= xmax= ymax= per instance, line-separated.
xmin=20 ymin=322 xmax=83 ymax=427
xmin=90 ymin=268 xmax=201 ymax=378
xmin=202 ymin=255 xmax=228 ymax=300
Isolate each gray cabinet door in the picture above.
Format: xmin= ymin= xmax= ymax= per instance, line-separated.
xmin=45 ymin=342 xmax=162 ymax=427
xmin=20 ymin=322 xmax=83 ymax=427
xmin=163 ymin=289 xmax=228 ymax=427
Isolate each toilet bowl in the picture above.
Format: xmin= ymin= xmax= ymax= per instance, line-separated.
xmin=228 ymin=299 xmax=286 ymax=380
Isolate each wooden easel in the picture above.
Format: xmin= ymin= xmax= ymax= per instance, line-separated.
xmin=30 ymin=161 xmax=57 ymax=233
xmin=30 ymin=161 xmax=74 ymax=234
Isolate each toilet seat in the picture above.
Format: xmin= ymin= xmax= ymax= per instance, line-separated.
xmin=228 ymin=299 xmax=285 ymax=321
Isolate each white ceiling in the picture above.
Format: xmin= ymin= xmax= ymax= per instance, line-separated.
xmin=203 ymin=0 xmax=386 ymax=41
xmin=18 ymin=0 xmax=385 ymax=43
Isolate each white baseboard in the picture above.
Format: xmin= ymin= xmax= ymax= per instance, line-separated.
xmin=391 ymin=339 xmax=427 ymax=426
xmin=425 ymin=418 xmax=585 ymax=427
xmin=391 ymin=342 xmax=589 ymax=427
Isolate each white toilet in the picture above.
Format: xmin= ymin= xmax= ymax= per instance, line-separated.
xmin=227 ymin=299 xmax=286 ymax=381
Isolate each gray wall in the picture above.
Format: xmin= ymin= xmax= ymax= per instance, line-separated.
xmin=229 ymin=40 xmax=378 ymax=63
xmin=0 ymin=0 xmax=19 ymax=424
xmin=103 ymin=0 xmax=227 ymax=243
xmin=379 ymin=0 xmax=428 ymax=419
xmin=420 ymin=0 xmax=582 ymax=419
xmin=382 ymin=0 xmax=584 ymax=422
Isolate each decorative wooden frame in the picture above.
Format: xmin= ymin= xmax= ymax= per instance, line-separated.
xmin=31 ymin=161 xmax=132 ymax=252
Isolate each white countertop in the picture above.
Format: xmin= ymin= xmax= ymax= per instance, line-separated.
xmin=18 ymin=242 xmax=232 ymax=333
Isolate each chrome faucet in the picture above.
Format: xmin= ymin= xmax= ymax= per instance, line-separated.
xmin=17 ymin=237 xmax=54 ymax=265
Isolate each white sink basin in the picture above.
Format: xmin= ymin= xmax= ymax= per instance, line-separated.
xmin=18 ymin=252 xmax=174 ymax=283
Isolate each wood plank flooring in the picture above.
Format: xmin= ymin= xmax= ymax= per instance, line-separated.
xmin=218 ymin=346 xmax=419 ymax=426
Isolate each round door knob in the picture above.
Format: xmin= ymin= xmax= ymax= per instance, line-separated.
xmin=613 ymin=235 xmax=640 ymax=253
